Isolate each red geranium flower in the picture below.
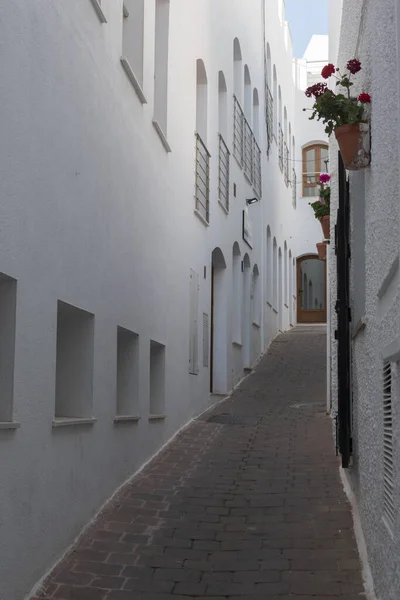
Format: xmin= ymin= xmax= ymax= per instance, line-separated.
xmin=305 ymin=82 xmax=328 ymax=99
xmin=321 ymin=63 xmax=335 ymax=79
xmin=358 ymin=93 xmax=371 ymax=103
xmin=347 ymin=59 xmax=361 ymax=74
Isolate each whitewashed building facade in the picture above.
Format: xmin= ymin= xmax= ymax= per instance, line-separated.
xmin=329 ymin=0 xmax=400 ymax=598
xmin=0 ymin=1 xmax=322 ymax=597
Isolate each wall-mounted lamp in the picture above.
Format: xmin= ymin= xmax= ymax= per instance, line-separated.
xmin=246 ymin=197 xmax=259 ymax=205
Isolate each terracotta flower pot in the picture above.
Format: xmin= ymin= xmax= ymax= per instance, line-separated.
xmin=316 ymin=242 xmax=326 ymax=261
xmin=334 ymin=122 xmax=371 ymax=170
xmin=319 ymin=215 xmax=330 ymax=240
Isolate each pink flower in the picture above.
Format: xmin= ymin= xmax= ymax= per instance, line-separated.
xmin=319 ymin=173 xmax=331 ymax=184
xmin=358 ymin=93 xmax=371 ymax=103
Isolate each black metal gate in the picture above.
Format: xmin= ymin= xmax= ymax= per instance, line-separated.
xmin=335 ymin=153 xmax=352 ymax=468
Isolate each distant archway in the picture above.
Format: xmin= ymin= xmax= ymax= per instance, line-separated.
xmin=297 ymin=254 xmax=326 ymax=323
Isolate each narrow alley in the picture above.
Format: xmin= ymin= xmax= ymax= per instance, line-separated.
xmin=32 ymin=327 xmax=364 ymax=600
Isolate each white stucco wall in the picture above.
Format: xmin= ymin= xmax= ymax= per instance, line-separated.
xmin=0 ymin=1 xmax=323 ymax=597
xmin=329 ymin=1 xmax=400 ymax=598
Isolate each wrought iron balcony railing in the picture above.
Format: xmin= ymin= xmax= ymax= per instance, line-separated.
xmin=218 ymin=134 xmax=230 ymax=212
xmin=233 ymin=95 xmax=262 ymax=198
xmin=292 ymin=168 xmax=297 ymax=208
xmin=284 ymin=142 xmax=289 ymax=187
xmin=265 ymin=84 xmax=273 ymax=152
xmin=195 ymin=133 xmax=211 ymax=223
xmin=278 ymin=124 xmax=283 ymax=172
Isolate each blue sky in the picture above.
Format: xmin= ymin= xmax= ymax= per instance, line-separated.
xmin=285 ymin=0 xmax=329 ymax=58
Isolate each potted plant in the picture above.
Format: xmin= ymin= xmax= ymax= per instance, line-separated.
xmin=316 ymin=242 xmax=327 ymax=261
xmin=310 ymin=174 xmax=330 ymax=239
xmin=304 ymin=59 xmax=371 ymax=170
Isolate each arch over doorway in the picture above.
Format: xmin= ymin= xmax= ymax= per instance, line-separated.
xmin=210 ymin=247 xmax=227 ymax=393
xmin=296 ymin=254 xmax=326 ymax=323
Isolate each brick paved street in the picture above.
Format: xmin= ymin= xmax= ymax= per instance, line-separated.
xmin=32 ymin=326 xmax=365 ymax=599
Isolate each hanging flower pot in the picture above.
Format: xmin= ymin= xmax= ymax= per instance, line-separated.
xmin=334 ymin=122 xmax=370 ymax=170
xmin=304 ymin=58 xmax=371 ymax=170
xmin=316 ymin=242 xmax=326 ymax=261
xmin=319 ymin=215 xmax=330 ymax=240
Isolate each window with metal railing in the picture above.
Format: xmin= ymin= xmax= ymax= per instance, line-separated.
xmin=195 ymin=133 xmax=210 ymax=223
xmin=292 ymin=168 xmax=297 ymax=208
xmin=243 ymin=118 xmax=253 ymax=182
xmin=233 ymin=95 xmax=262 ymax=198
xmin=278 ymin=124 xmax=283 ymax=172
xmin=233 ymin=95 xmax=244 ymax=165
xmin=265 ymin=84 xmax=273 ymax=152
xmin=218 ymin=134 xmax=230 ymax=212
xmin=253 ymin=138 xmax=262 ymax=198
xmin=284 ymin=142 xmax=289 ymax=187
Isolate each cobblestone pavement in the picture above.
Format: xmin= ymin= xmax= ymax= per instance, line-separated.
xmin=33 ymin=326 xmax=365 ymax=599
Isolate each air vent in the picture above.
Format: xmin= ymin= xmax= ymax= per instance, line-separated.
xmin=383 ymin=361 xmax=395 ymax=530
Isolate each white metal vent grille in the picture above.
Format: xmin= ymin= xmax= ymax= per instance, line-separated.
xmin=202 ymin=313 xmax=209 ymax=368
xmin=383 ymin=360 xmax=395 ymax=529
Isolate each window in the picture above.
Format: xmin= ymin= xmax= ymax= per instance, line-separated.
xmin=233 ymin=94 xmax=262 ymax=197
xmin=153 ymin=0 xmax=170 ymax=148
xmin=0 ymin=273 xmax=17 ymax=424
xmin=120 ymin=1 xmax=146 ymax=103
xmin=244 ymin=66 xmax=252 ymax=121
xmin=218 ymin=72 xmax=230 ymax=213
xmin=273 ymin=66 xmax=278 ymax=138
xmin=89 ymin=0 xmax=107 ymax=23
xmin=233 ymin=38 xmax=243 ymax=102
xmin=149 ymin=340 xmax=165 ymax=416
xmin=195 ymin=60 xmax=210 ymax=223
xmin=55 ymin=301 xmax=95 ymax=423
xmin=116 ymin=327 xmax=139 ymax=417
xmin=265 ymin=45 xmax=273 ymax=151
xmin=302 ymin=143 xmax=329 ymax=197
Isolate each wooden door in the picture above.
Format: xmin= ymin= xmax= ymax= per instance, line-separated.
xmin=296 ymin=255 xmax=327 ymax=323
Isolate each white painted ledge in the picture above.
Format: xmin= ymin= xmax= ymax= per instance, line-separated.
xmin=0 ymin=421 xmax=20 ymax=430
xmin=52 ymin=417 xmax=97 ymax=428
xmin=218 ymin=199 xmax=229 ymax=215
xmin=89 ymin=0 xmax=107 ymax=23
xmin=193 ymin=209 xmax=210 ymax=227
xmin=152 ymin=120 xmax=171 ymax=153
xmin=148 ymin=414 xmax=166 ymax=422
xmin=120 ymin=58 xmax=147 ymax=104
xmin=232 ymin=340 xmax=243 ymax=348
xmin=114 ymin=415 xmax=140 ymax=424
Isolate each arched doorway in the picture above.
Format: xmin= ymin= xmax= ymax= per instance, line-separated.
xmin=211 ymin=247 xmax=227 ymax=393
xmin=242 ymin=253 xmax=251 ymax=368
xmin=296 ymin=254 xmax=326 ymax=323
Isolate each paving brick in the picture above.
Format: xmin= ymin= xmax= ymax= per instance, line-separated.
xmin=33 ymin=329 xmax=364 ymax=600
